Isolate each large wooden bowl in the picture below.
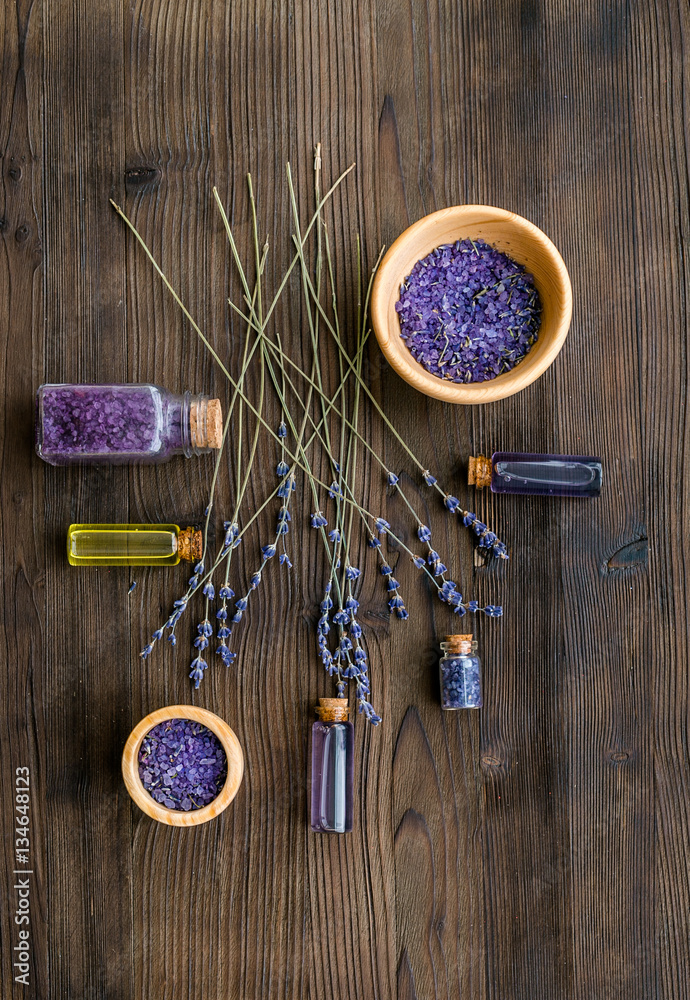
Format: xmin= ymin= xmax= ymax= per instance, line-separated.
xmin=370 ymin=206 xmax=572 ymax=404
xmin=122 ymin=705 xmax=244 ymax=826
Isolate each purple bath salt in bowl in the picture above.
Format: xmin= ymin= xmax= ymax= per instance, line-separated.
xmin=138 ymin=718 xmax=228 ymax=811
xmin=395 ymin=239 xmax=542 ymax=384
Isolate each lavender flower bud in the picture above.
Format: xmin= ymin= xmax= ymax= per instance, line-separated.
xmin=380 ymin=563 xmax=392 ymax=575
xmin=167 ymin=634 xmax=177 ymax=646
xmin=219 ymin=586 xmax=234 ymax=600
xmin=412 ymin=555 xmax=425 ymax=569
xmin=250 ymin=573 xmax=262 ymax=589
xmin=417 ymin=524 xmax=432 ymax=542
xmin=153 ymin=628 xmax=164 ymax=641
xmin=203 ymin=583 xmax=215 ymax=600
xmin=262 ymin=544 xmax=277 ymax=559
xmin=311 ymin=512 xmax=328 ymax=528
xmin=276 ymin=460 xmax=290 ymax=476
xmin=236 ymin=598 xmax=248 ymax=611
xmin=277 ymin=421 xmax=287 ymax=438
xmin=216 ymin=607 xmax=228 ymax=620
xmin=444 ymin=494 xmax=460 ymax=512
xmin=375 ymin=517 xmax=390 ymax=533
xmin=423 ymin=470 xmax=437 ymax=486
xmin=140 ymin=644 xmax=154 ymax=659
xmin=387 ymin=471 xmax=399 ymax=485
xmin=279 ymin=553 xmax=292 ymax=567
xmin=328 ymin=528 xmax=341 ymax=543
xmin=345 ymin=566 xmax=361 ymax=580
xmin=386 ymin=577 xmax=400 ymax=591
xmin=368 ymin=537 xmax=381 ymax=548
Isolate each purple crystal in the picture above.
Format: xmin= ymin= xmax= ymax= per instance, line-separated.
xmin=396 ymin=239 xmax=542 ymax=383
xmin=137 ymin=718 xmax=228 ymax=811
xmin=440 ymin=654 xmax=482 ymax=709
xmin=36 ymin=384 xmax=185 ymax=465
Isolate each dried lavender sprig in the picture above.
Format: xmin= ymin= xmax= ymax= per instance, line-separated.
xmin=140 ymin=477 xmax=285 ymax=659
xmin=236 ymin=292 xmax=508 ymax=561
xmin=216 ymin=177 xmax=349 ymax=650
xmin=217 ymin=185 xmax=352 ymax=702
xmin=284 ymin=168 xmax=509 ymax=558
xmin=111 ymin=199 xmax=391 ymax=532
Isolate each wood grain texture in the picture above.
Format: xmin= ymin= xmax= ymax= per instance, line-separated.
xmin=1 ymin=1 xmax=688 ymax=998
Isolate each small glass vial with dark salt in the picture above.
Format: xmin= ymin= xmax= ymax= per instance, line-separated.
xmin=468 ymin=452 xmax=602 ymax=498
xmin=439 ymin=634 xmax=482 ymax=710
xmin=310 ymin=698 xmax=354 ymax=833
xmin=36 ymin=383 xmax=223 ymax=465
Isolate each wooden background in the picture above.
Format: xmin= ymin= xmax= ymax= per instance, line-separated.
xmin=1 ymin=0 xmax=687 ymax=997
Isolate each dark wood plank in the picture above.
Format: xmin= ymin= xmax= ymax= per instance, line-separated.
xmin=40 ymin=1 xmax=131 ymax=998
xmin=0 ymin=2 xmax=48 ymax=997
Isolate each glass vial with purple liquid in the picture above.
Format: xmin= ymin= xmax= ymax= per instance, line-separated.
xmin=310 ymin=698 xmax=353 ymax=833
xmin=440 ymin=634 xmax=482 ymax=710
xmin=468 ymin=452 xmax=602 ymax=498
xmin=36 ymin=384 xmax=223 ymax=465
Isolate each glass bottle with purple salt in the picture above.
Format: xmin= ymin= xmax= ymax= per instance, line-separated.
xmin=468 ymin=452 xmax=602 ymax=498
xmin=36 ymin=384 xmax=223 ymax=465
xmin=439 ymin=634 xmax=482 ymax=710
xmin=310 ymin=698 xmax=354 ymax=834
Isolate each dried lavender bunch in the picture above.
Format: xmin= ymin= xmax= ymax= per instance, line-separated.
xmin=112 ymin=148 xmax=504 ymax=724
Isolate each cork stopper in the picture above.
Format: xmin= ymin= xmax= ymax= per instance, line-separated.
xmin=445 ymin=633 xmax=473 ymax=654
xmin=190 ymin=398 xmax=223 ymax=450
xmin=468 ymin=454 xmax=492 ymax=489
xmin=177 ymin=526 xmax=203 ymax=563
xmin=315 ymin=698 xmax=350 ymax=722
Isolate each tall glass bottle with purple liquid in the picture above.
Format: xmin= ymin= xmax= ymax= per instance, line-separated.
xmin=310 ymin=698 xmax=354 ymax=833
xmin=36 ymin=384 xmax=223 ymax=465
xmin=468 ymin=452 xmax=602 ymax=498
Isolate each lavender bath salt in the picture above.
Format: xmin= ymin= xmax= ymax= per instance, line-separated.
xmin=35 ymin=383 xmax=223 ymax=465
xmin=395 ymin=239 xmax=542 ymax=383
xmin=138 ymin=718 xmax=228 ymax=811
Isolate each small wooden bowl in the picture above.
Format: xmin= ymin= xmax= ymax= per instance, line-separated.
xmin=122 ymin=705 xmax=244 ymax=827
xmin=370 ymin=205 xmax=572 ymax=404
